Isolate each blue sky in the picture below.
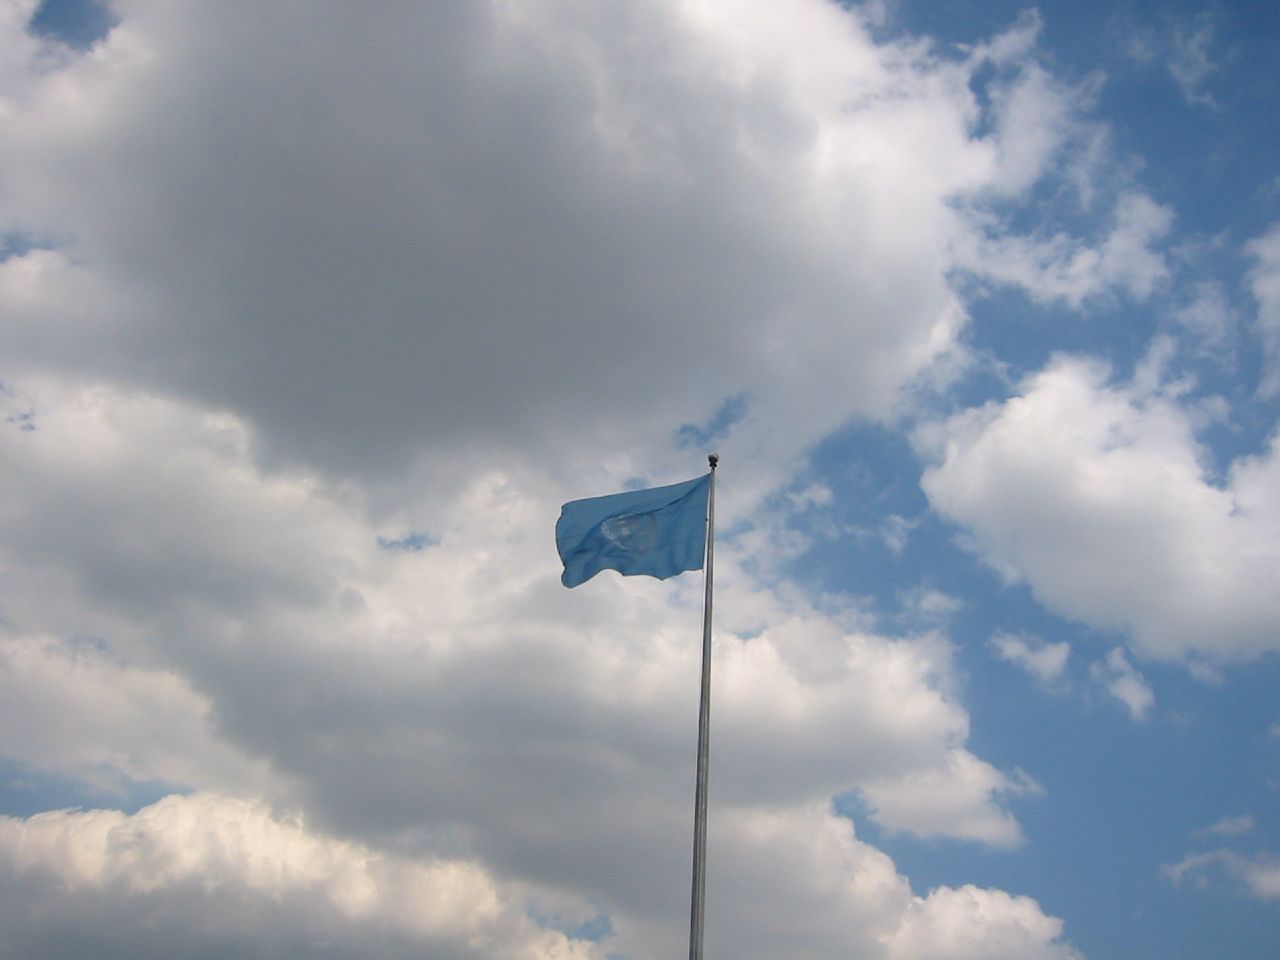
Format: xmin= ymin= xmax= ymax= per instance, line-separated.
xmin=2 ymin=1 xmax=1279 ymax=958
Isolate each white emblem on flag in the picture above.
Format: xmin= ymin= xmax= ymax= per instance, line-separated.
xmin=601 ymin=512 xmax=659 ymax=553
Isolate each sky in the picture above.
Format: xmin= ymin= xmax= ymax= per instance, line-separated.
xmin=1 ymin=0 xmax=1279 ymax=957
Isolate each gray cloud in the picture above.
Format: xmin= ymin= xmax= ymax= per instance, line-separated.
xmin=3 ymin=0 xmax=968 ymax=493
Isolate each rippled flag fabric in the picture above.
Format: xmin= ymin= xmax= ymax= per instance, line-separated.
xmin=556 ymin=474 xmax=711 ymax=588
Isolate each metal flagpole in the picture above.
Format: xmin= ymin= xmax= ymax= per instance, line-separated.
xmin=689 ymin=452 xmax=718 ymax=960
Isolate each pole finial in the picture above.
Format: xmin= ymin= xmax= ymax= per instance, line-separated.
xmin=708 ymin=453 xmax=719 ymax=470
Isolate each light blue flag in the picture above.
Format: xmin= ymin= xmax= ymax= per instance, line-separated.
xmin=556 ymin=474 xmax=711 ymax=588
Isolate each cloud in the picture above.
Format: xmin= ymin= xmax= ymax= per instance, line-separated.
xmin=967 ymin=13 xmax=1075 ymax=198
xmin=881 ymin=514 xmax=919 ymax=555
xmin=0 ymin=634 xmax=267 ymax=795
xmin=990 ymin=632 xmax=1070 ymax=685
xmin=1173 ymin=280 xmax=1236 ymax=359
xmin=1247 ymin=223 xmax=1280 ymax=396
xmin=1090 ymin=648 xmax=1154 ymax=721
xmin=920 ymin=356 xmax=1280 ymax=664
xmin=1163 ymin=848 xmax=1280 ymax=900
xmin=1204 ymin=814 xmax=1256 ymax=837
xmin=939 ymin=18 xmax=1176 ymax=308
xmin=1167 ymin=15 xmax=1220 ymax=107
xmin=888 ymin=884 xmax=1083 ymax=960
xmin=0 ymin=0 xmax=993 ymax=497
xmin=0 ymin=0 xmax=1174 ymax=498
xmin=0 ymin=792 xmax=588 ymax=960
xmin=954 ymin=191 xmax=1173 ymax=308
xmin=0 ymin=2 xmax=1126 ymax=955
xmin=896 ymin=587 xmax=964 ymax=627
xmin=0 ymin=377 xmax=1055 ymax=955
xmin=0 ymin=795 xmax=1082 ymax=960
xmin=860 ymin=748 xmax=1042 ymax=848
xmin=707 ymin=804 xmax=1078 ymax=960
xmin=1114 ymin=11 xmax=1221 ymax=108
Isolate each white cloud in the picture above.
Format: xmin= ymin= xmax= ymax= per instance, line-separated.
xmin=0 ymin=2 xmax=1122 ymax=955
xmin=1247 ymin=223 xmax=1280 ymax=396
xmin=985 ymin=62 xmax=1082 ymax=196
xmin=888 ymin=884 xmax=1083 ymax=960
xmin=695 ymin=804 xmax=914 ymax=958
xmin=1251 ymin=862 xmax=1280 ymax=898
xmin=1168 ymin=15 xmax=1220 ymax=108
xmin=707 ymin=804 xmax=1078 ymax=960
xmin=881 ymin=514 xmax=919 ymax=555
xmin=1205 ymin=814 xmax=1255 ymax=837
xmin=0 ymin=795 xmax=1081 ymax=960
xmin=0 ymin=0 xmax=1169 ymax=499
xmin=0 ymin=0 xmax=995 ymax=499
xmin=0 ymin=378 xmax=1058 ymax=955
xmin=896 ymin=587 xmax=964 ymax=626
xmin=1173 ymin=280 xmax=1235 ymax=358
xmin=788 ymin=483 xmax=835 ymax=510
xmin=1114 ymin=12 xmax=1220 ymax=108
xmin=937 ymin=17 xmax=1177 ymax=308
xmin=920 ymin=356 xmax=1280 ymax=664
xmin=990 ymin=632 xmax=1070 ymax=685
xmin=1163 ymin=848 xmax=1280 ymax=900
xmin=965 ymin=9 xmax=1042 ymax=68
xmin=955 ymin=191 xmax=1173 ymax=308
xmin=0 ymin=0 xmax=67 ymax=98
xmin=1090 ymin=648 xmax=1155 ymax=721
xmin=861 ymin=749 xmax=1041 ymax=848
xmin=0 ymin=634 xmax=267 ymax=795
xmin=0 ymin=792 xmax=589 ymax=960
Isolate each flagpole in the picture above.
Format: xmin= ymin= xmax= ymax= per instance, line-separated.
xmin=689 ymin=452 xmax=717 ymax=960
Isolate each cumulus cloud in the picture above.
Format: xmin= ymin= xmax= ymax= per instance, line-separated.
xmin=0 ymin=795 xmax=1082 ymax=960
xmin=937 ymin=14 xmax=1175 ymax=308
xmin=0 ymin=634 xmax=267 ymax=795
xmin=990 ymin=632 xmax=1070 ymax=685
xmin=861 ymin=749 xmax=1042 ymax=848
xmin=1204 ymin=814 xmax=1255 ymax=837
xmin=955 ymin=191 xmax=1173 ymax=308
xmin=965 ymin=12 xmax=1077 ymax=198
xmin=0 ymin=377 xmax=1055 ymax=956
xmin=0 ymin=1 xmax=1119 ymax=955
xmin=1173 ymin=280 xmax=1236 ymax=359
xmin=0 ymin=793 xmax=589 ymax=960
xmin=1247 ymin=223 xmax=1280 ymax=396
xmin=1167 ymin=15 xmax=1221 ymax=108
xmin=1163 ymin=848 xmax=1280 ymax=900
xmin=1115 ymin=11 xmax=1221 ymax=108
xmin=888 ymin=884 xmax=1083 ymax=960
xmin=881 ymin=514 xmax=920 ymax=555
xmin=920 ymin=356 xmax=1280 ymax=664
xmin=1090 ymin=648 xmax=1154 ymax=721
xmin=0 ymin=0 xmax=1168 ymax=496
xmin=0 ymin=0 xmax=987 ymax=497
xmin=896 ymin=587 xmax=964 ymax=627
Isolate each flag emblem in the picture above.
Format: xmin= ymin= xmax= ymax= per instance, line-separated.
xmin=601 ymin=513 xmax=660 ymax=553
